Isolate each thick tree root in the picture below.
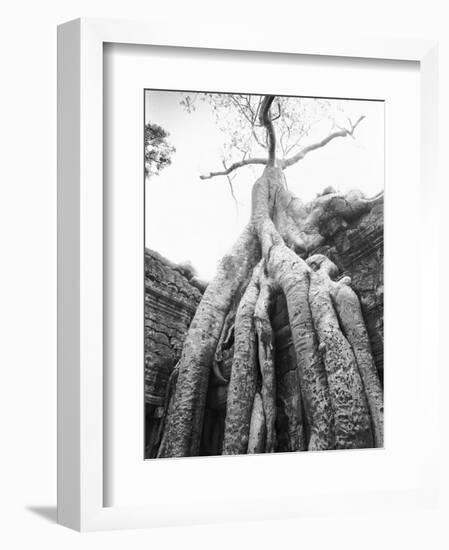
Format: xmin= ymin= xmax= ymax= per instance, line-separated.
xmin=307 ymin=254 xmax=383 ymax=447
xmin=159 ymin=225 xmax=260 ymax=457
xmin=213 ymin=307 xmax=237 ymax=384
xmin=276 ymin=365 xmax=307 ymax=451
xmin=253 ymin=167 xmax=335 ymax=451
xmin=309 ymin=259 xmax=384 ymax=447
xmin=254 ymin=270 xmax=276 ymax=452
xmin=156 ymin=363 xmax=180 ymax=458
xmin=158 ymin=164 xmax=383 ymax=457
xmin=248 ymin=392 xmax=266 ymax=453
xmin=307 ymin=256 xmax=373 ymax=449
xmin=222 ymin=264 xmax=262 ymax=454
xmin=269 ymin=245 xmax=335 ymax=450
xmin=332 ymin=279 xmax=384 ymax=447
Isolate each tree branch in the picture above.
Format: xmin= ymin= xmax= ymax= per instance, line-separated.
xmin=200 ymin=157 xmax=268 ymax=180
xmin=281 ymin=115 xmax=365 ymax=169
xmin=229 ymin=95 xmax=266 ymax=150
xmin=222 ymin=160 xmax=239 ymax=213
xmin=259 ymin=95 xmax=276 ymax=166
xmin=200 ymin=113 xmax=365 ymax=180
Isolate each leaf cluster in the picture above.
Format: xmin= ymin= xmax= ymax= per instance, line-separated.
xmin=179 ymin=93 xmax=337 ymax=166
xmin=144 ymin=122 xmax=176 ymax=177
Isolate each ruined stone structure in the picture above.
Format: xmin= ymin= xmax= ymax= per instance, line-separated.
xmin=144 ymin=249 xmax=204 ymax=457
xmin=144 ymin=198 xmax=383 ymax=457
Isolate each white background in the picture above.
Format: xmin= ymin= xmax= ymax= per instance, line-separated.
xmin=105 ymin=42 xmax=427 ymax=512
xmin=1 ymin=1 xmax=448 ymax=549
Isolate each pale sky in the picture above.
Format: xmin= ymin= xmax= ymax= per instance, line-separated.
xmin=145 ymin=91 xmax=384 ymax=281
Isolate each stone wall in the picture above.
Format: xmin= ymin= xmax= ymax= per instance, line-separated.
xmin=144 ymin=249 xmax=204 ymax=457
xmin=311 ymin=198 xmax=384 ymax=380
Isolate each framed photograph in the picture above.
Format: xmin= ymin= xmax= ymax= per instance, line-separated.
xmin=142 ymin=89 xmax=385 ymax=460
xmin=57 ymin=18 xmax=439 ymax=531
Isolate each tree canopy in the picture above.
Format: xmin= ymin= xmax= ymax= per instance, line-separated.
xmin=144 ymin=122 xmax=176 ymax=177
xmin=180 ymin=93 xmax=364 ymax=180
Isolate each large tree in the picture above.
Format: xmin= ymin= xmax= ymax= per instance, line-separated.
xmin=157 ymin=94 xmax=383 ymax=457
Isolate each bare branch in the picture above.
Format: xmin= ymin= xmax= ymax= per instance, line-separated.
xmin=200 ymin=157 xmax=268 ymax=180
xmin=222 ymin=160 xmax=239 ymax=212
xmin=229 ymin=95 xmax=267 ymax=149
xmin=200 ymin=107 xmax=365 ymax=180
xmin=281 ymin=115 xmax=365 ymax=169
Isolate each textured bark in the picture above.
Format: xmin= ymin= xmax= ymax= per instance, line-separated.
xmin=248 ymin=393 xmax=266 ymax=454
xmin=157 ymin=96 xmax=383 ymax=457
xmin=331 ymin=278 xmax=384 ymax=447
xmin=159 ymin=225 xmax=260 ymax=457
xmin=156 ymin=364 xmax=179 ymax=458
xmin=273 ymin=192 xmax=308 ymax=255
xmin=253 ymin=167 xmax=335 ymax=451
xmin=213 ymin=307 xmax=237 ymax=385
xmin=254 ymin=271 xmax=276 ymax=452
xmin=259 ymin=95 xmax=277 ymax=165
xmin=270 ymin=247 xmax=335 ymax=450
xmin=222 ymin=265 xmax=261 ymax=454
xmin=307 ymin=255 xmax=373 ymax=449
xmin=276 ymin=365 xmax=307 ymax=451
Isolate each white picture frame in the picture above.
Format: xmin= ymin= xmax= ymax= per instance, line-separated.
xmin=57 ymin=17 xmax=439 ymax=531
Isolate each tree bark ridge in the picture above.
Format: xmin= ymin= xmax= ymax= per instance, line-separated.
xmin=222 ymin=264 xmax=262 ymax=454
xmin=159 ymin=224 xmax=260 ymax=457
xmin=157 ymin=98 xmax=382 ymax=457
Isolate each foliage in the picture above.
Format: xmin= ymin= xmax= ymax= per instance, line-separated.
xmin=144 ymin=123 xmax=176 ymax=177
xmin=179 ymin=93 xmax=350 ymax=167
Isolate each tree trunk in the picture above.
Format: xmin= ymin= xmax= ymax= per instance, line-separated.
xmin=271 ymin=247 xmax=335 ymax=451
xmin=158 ymin=164 xmax=383 ymax=457
xmin=159 ymin=225 xmax=260 ymax=457
xmin=248 ymin=393 xmax=266 ymax=454
xmin=222 ymin=265 xmax=261 ymax=454
xmin=254 ymin=271 xmax=276 ymax=452
xmin=307 ymin=261 xmax=373 ymax=449
xmin=331 ymin=278 xmax=384 ymax=447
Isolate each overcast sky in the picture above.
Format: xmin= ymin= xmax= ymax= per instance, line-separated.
xmin=145 ymin=91 xmax=384 ymax=281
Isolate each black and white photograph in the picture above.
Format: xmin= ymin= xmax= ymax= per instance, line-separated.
xmin=2 ymin=2 xmax=444 ymax=543
xmin=144 ymin=90 xmax=384 ymax=459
